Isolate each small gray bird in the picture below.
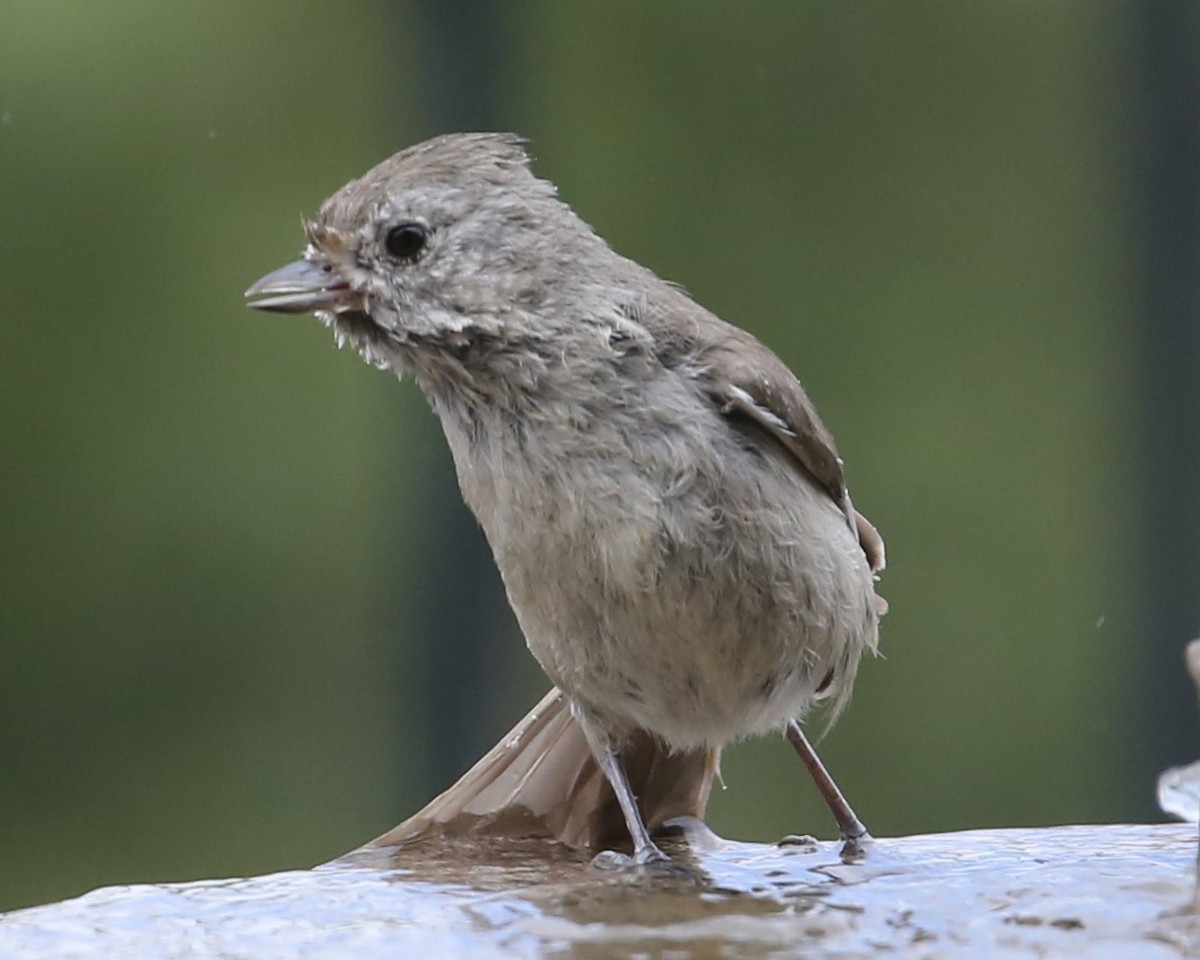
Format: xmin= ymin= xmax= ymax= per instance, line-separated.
xmin=247 ymin=133 xmax=885 ymax=868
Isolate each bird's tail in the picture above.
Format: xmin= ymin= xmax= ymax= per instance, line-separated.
xmin=360 ymin=688 xmax=718 ymax=854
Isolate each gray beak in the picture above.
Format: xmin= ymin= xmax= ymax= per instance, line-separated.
xmin=244 ymin=259 xmax=351 ymax=314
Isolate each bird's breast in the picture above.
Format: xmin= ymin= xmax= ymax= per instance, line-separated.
xmin=425 ymin=362 xmax=878 ymax=748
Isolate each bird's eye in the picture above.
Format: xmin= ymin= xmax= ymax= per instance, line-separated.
xmin=384 ymin=222 xmax=429 ymax=260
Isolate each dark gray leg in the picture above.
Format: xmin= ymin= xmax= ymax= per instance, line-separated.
xmin=597 ymin=748 xmax=669 ymax=865
xmin=785 ymin=719 xmax=870 ymax=851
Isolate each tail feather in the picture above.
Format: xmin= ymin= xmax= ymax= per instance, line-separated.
xmin=363 ymin=688 xmax=718 ymax=853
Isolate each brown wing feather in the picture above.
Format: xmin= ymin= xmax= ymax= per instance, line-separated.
xmin=691 ymin=326 xmax=886 ymax=575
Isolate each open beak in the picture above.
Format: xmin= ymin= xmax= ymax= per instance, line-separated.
xmin=244 ymin=260 xmax=352 ymax=315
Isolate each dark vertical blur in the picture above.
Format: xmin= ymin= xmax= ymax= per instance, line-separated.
xmin=1138 ymin=0 xmax=1200 ymax=785
xmin=389 ymin=0 xmax=512 ymax=786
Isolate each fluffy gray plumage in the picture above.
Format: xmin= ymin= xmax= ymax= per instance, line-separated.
xmin=248 ymin=132 xmax=884 ymax=862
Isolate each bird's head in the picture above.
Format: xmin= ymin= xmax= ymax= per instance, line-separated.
xmin=246 ymin=133 xmax=601 ymax=372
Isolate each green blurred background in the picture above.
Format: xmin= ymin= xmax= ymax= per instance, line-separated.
xmin=2 ymin=1 xmax=1196 ymax=912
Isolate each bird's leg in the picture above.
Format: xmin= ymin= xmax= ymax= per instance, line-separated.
xmin=595 ymin=747 xmax=670 ymax=865
xmin=575 ymin=715 xmax=672 ymax=866
xmin=785 ymin=719 xmax=870 ymax=853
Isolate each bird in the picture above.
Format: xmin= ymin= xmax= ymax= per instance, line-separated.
xmin=246 ymin=133 xmax=885 ymax=868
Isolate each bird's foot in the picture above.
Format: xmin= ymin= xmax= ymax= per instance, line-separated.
xmin=838 ymin=828 xmax=873 ymax=860
xmin=590 ymin=843 xmax=704 ymax=882
xmin=590 ymin=849 xmax=634 ymax=871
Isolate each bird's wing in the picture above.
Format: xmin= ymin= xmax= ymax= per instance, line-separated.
xmin=695 ymin=327 xmax=886 ymax=575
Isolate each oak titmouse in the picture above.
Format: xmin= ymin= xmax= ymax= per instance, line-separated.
xmin=247 ymin=133 xmax=885 ymax=867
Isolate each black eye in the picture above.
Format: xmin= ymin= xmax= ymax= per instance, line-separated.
xmin=384 ymin=222 xmax=428 ymax=260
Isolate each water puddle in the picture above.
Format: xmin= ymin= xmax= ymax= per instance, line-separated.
xmin=1 ymin=822 xmax=1196 ymax=958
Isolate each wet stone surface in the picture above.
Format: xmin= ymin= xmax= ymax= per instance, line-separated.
xmin=2 ymin=822 xmax=1197 ymax=959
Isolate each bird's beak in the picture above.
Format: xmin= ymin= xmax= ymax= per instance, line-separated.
xmin=244 ymin=259 xmax=352 ymax=315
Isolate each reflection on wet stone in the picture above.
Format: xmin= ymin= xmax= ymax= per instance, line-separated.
xmin=1 ymin=824 xmax=1197 ymax=958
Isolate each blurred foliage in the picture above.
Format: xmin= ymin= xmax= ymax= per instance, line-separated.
xmin=0 ymin=0 xmax=1164 ymax=913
